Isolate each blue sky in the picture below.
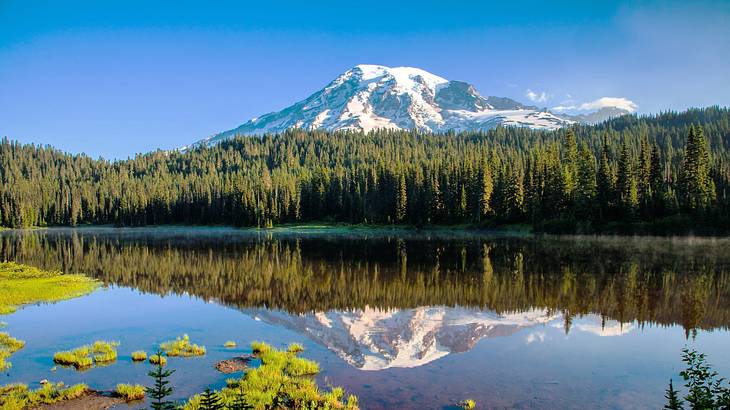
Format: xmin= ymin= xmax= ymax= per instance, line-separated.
xmin=1 ymin=0 xmax=729 ymax=159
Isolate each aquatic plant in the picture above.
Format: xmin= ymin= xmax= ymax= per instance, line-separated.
xmin=115 ymin=383 xmax=145 ymax=401
xmin=160 ymin=334 xmax=206 ymax=357
xmin=224 ymin=340 xmax=236 ymax=348
xmin=182 ymin=342 xmax=358 ymax=409
xmin=131 ymin=350 xmax=148 ymax=361
xmin=149 ymin=353 xmax=167 ymax=366
xmin=286 ymin=342 xmax=304 ymax=353
xmin=0 ymin=332 xmax=25 ymax=370
xmin=0 ymin=382 xmax=89 ymax=409
xmin=53 ymin=340 xmax=119 ymax=369
xmin=0 ymin=261 xmax=98 ymax=314
xmin=250 ymin=341 xmax=271 ymax=354
xmin=459 ymin=399 xmax=476 ymax=409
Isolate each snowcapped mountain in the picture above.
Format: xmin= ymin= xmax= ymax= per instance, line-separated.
xmin=557 ymin=106 xmax=632 ymax=125
xmin=246 ymin=306 xmax=561 ymax=370
xmin=194 ymin=64 xmax=573 ymax=147
xmin=246 ymin=307 xmax=633 ymax=370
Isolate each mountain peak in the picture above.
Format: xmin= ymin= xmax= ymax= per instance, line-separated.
xmin=195 ymin=65 xmax=572 ymax=147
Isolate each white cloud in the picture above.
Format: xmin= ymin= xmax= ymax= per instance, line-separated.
xmin=578 ymin=97 xmax=638 ymax=112
xmin=551 ymin=96 xmax=638 ymax=113
xmin=526 ymin=89 xmax=549 ymax=103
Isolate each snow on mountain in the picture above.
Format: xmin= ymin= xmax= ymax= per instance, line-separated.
xmin=245 ymin=306 xmax=561 ymax=370
xmin=556 ymin=106 xmax=632 ymax=125
xmin=194 ymin=64 xmax=573 ymax=147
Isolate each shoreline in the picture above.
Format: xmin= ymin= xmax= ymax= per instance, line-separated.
xmin=3 ymin=222 xmax=730 ymax=241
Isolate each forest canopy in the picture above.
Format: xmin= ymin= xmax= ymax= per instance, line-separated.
xmin=1 ymin=106 xmax=729 ymax=233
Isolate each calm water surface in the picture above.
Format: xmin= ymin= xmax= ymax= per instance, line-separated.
xmin=2 ymin=227 xmax=730 ymax=409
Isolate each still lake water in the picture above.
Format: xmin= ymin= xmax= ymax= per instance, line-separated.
xmin=1 ymin=227 xmax=730 ymax=409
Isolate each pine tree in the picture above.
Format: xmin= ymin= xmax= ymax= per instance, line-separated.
xmin=395 ymin=174 xmax=407 ymax=222
xmin=200 ymin=388 xmax=225 ymax=410
xmin=146 ymin=351 xmax=176 ymax=410
xmin=561 ymin=129 xmax=579 ymax=209
xmin=681 ymin=125 xmax=715 ymax=211
xmin=616 ymin=140 xmax=638 ymax=218
xmin=664 ymin=379 xmax=684 ymax=410
xmin=637 ymin=135 xmax=652 ymax=215
xmin=576 ymin=144 xmax=597 ymax=219
xmin=228 ymin=384 xmax=252 ymax=410
xmin=650 ymin=143 xmax=666 ymax=217
xmin=596 ymin=134 xmax=615 ymax=221
xmin=478 ymin=162 xmax=493 ymax=220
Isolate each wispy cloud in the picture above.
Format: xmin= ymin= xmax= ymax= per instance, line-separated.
xmin=552 ymin=97 xmax=638 ymax=113
xmin=526 ymin=89 xmax=549 ymax=103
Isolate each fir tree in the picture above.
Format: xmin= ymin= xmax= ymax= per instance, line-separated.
xmin=664 ymin=379 xmax=684 ymax=410
xmin=200 ymin=388 xmax=225 ymax=410
xmin=146 ymin=351 xmax=176 ymax=410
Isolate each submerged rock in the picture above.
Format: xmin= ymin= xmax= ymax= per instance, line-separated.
xmin=215 ymin=355 xmax=253 ymax=374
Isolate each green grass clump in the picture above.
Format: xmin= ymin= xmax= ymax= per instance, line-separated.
xmin=0 ymin=382 xmax=89 ymax=409
xmin=181 ymin=342 xmax=358 ymax=410
xmin=0 ymin=332 xmax=25 ymax=370
xmin=53 ymin=340 xmax=119 ymax=369
xmin=160 ymin=334 xmax=206 ymax=357
xmin=285 ymin=356 xmax=320 ymax=376
xmin=250 ymin=341 xmax=271 ymax=354
xmin=459 ymin=399 xmax=476 ymax=409
xmin=224 ymin=340 xmax=237 ymax=348
xmin=287 ymin=342 xmax=304 ymax=353
xmin=131 ymin=350 xmax=147 ymax=361
xmin=115 ymin=383 xmax=145 ymax=401
xmin=0 ymin=262 xmax=98 ymax=315
xmin=149 ymin=353 xmax=167 ymax=366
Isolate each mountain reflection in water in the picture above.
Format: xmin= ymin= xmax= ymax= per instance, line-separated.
xmin=1 ymin=227 xmax=729 ymax=369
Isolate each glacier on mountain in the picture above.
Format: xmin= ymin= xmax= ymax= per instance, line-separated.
xmin=195 ymin=64 xmax=573 ymax=147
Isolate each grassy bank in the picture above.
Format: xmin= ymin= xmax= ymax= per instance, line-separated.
xmin=0 ymin=261 xmax=98 ymax=370
xmin=0 ymin=261 xmax=99 ymax=315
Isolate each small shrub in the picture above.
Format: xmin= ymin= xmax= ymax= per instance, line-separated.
xmin=160 ymin=334 xmax=205 ymax=357
xmin=149 ymin=353 xmax=167 ymax=366
xmin=224 ymin=341 xmax=236 ymax=348
xmin=115 ymin=384 xmax=145 ymax=401
xmin=131 ymin=350 xmax=147 ymax=361
xmin=459 ymin=399 xmax=476 ymax=409
xmin=287 ymin=342 xmax=304 ymax=354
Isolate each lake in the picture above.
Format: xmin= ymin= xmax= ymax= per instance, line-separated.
xmin=1 ymin=227 xmax=730 ymax=409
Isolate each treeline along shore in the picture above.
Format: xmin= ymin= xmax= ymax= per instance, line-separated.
xmin=2 ymin=107 xmax=730 ymax=234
